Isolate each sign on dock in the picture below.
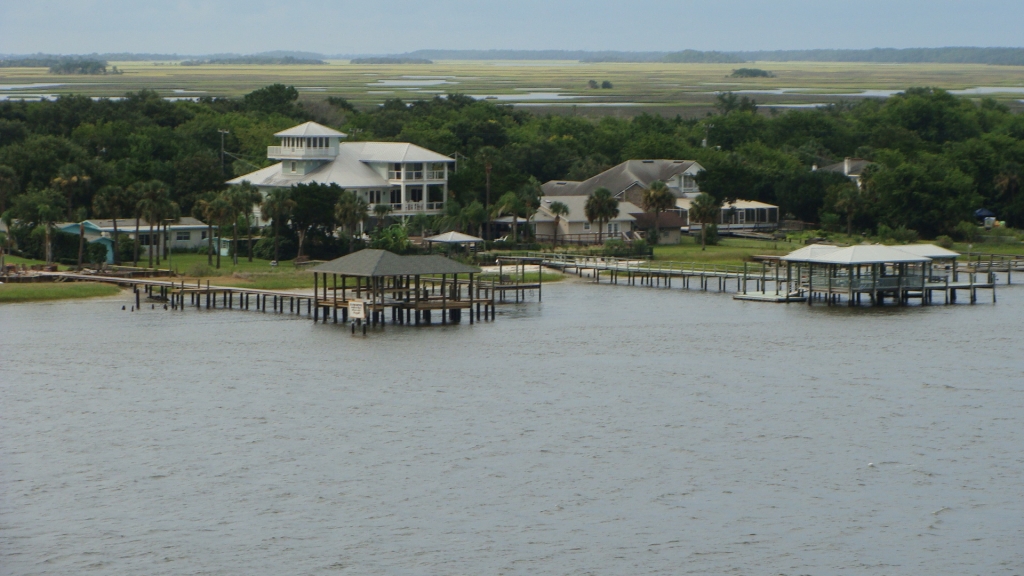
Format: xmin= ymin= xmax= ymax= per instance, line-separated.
xmin=348 ymin=299 xmax=366 ymax=320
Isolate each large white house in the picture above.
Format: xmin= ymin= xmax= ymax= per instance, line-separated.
xmin=228 ymin=121 xmax=454 ymax=222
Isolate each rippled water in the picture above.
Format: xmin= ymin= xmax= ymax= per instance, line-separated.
xmin=2 ymin=280 xmax=1023 ymax=575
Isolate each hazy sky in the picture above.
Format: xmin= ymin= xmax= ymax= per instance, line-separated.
xmin=1 ymin=0 xmax=1020 ymax=55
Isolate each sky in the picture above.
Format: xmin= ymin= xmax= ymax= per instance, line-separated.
xmin=0 ymin=0 xmax=1020 ymax=55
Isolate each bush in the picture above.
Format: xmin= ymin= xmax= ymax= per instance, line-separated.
xmin=694 ymin=224 xmax=720 ymax=246
xmin=819 ymin=212 xmax=842 ymax=232
xmin=877 ymin=224 xmax=919 ymax=244
xmin=370 ymin=224 xmax=412 ymax=254
xmin=954 ymin=221 xmax=980 ymax=242
xmin=87 ymin=242 xmax=108 ymax=265
xmin=252 ymin=236 xmax=297 ymax=261
xmin=935 ymin=235 xmax=955 ymax=249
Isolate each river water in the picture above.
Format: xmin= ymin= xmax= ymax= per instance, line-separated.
xmin=2 ymin=279 xmax=1023 ymax=575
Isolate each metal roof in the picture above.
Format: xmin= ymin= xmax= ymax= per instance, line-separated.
xmin=274 ymin=122 xmax=347 ymax=138
xmin=788 ymin=244 xmax=930 ymax=265
xmin=424 ymin=231 xmax=485 ymax=244
xmin=893 ymin=243 xmax=960 ymax=259
xmin=779 ymin=244 xmax=840 ymax=262
xmin=228 ymin=142 xmax=453 ymax=189
xmin=541 ymin=159 xmax=702 ymax=198
xmin=308 ymin=249 xmax=480 ymax=276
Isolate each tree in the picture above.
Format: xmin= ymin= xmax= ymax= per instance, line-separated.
xmin=125 ymin=183 xmax=144 ymax=267
xmin=0 ymin=165 xmax=18 ymax=216
xmin=492 ymin=191 xmax=525 ymax=243
xmin=261 ymin=188 xmax=296 ymax=262
xmin=135 ymin=180 xmax=173 ymax=268
xmin=243 ymin=84 xmax=300 ymax=115
xmin=460 ymin=201 xmax=487 ymax=238
xmin=476 ymin=146 xmax=500 ymax=239
xmin=688 ymin=192 xmax=721 ymax=251
xmin=204 ymin=194 xmax=235 ymax=269
xmin=584 ymin=187 xmax=620 ymax=244
xmin=829 ymin=182 xmax=861 ymax=236
xmin=50 ymin=164 xmax=91 ymax=219
xmin=192 ymin=193 xmax=217 ymax=266
xmin=641 ymin=180 xmax=676 ymax=244
xmin=228 ymin=183 xmax=261 ymax=264
xmin=10 ymin=189 xmax=65 ymax=264
xmin=92 ymin=185 xmax=129 ymax=265
xmin=290 ymin=183 xmax=342 ymax=260
xmin=335 ymin=190 xmax=368 ymax=238
xmin=548 ymin=201 xmax=570 ymax=244
xmin=518 ymin=177 xmax=543 ymax=240
xmin=373 ymin=203 xmax=392 ymax=230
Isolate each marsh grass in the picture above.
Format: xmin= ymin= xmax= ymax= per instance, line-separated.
xmin=0 ymin=282 xmax=121 ymax=303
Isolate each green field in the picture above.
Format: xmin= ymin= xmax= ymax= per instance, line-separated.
xmin=3 ymin=60 xmax=1023 ymax=116
xmin=0 ymin=282 xmax=121 ymax=303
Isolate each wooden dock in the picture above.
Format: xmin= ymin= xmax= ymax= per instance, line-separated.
xmin=503 ymin=252 xmax=1001 ymax=306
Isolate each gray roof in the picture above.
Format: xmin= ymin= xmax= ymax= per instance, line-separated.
xmin=228 ymin=142 xmax=453 ymax=189
xmin=537 ymin=196 xmax=640 ymax=223
xmin=275 ymin=122 xmax=347 ymax=138
xmin=425 ymin=231 xmax=485 ymax=244
xmin=894 ymin=243 xmax=960 ymax=259
xmin=541 ymin=159 xmax=701 ymax=198
xmin=785 ymin=244 xmax=930 ymax=265
xmin=309 ymin=249 xmax=480 ymax=276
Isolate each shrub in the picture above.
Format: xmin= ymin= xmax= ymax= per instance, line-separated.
xmin=252 ymin=236 xmax=297 ymax=261
xmin=87 ymin=242 xmax=108 ymax=264
xmin=819 ymin=212 xmax=841 ymax=232
xmin=877 ymin=224 xmax=919 ymax=244
xmin=935 ymin=235 xmax=955 ymax=249
xmin=694 ymin=224 xmax=720 ymax=246
xmin=370 ymin=224 xmax=411 ymax=254
xmin=954 ymin=220 xmax=980 ymax=242
xmin=117 ymin=235 xmax=136 ymax=263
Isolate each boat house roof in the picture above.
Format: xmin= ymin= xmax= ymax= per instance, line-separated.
xmin=308 ymin=249 xmax=480 ymax=277
xmin=785 ymin=244 xmax=931 ymax=265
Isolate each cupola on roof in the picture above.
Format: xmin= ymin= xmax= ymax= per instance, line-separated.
xmin=274 ymin=121 xmax=347 ymax=138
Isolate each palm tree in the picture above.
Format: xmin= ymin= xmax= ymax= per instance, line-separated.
xmin=492 ymin=191 xmax=525 ymax=243
xmin=548 ymin=201 xmax=569 ymax=245
xmin=641 ymin=180 xmax=676 ymax=245
xmin=373 ymin=203 xmax=392 ymax=230
xmin=335 ymin=190 xmax=368 ymax=238
xmin=125 ymin=183 xmax=145 ymax=266
xmin=135 ymin=180 xmax=172 ymax=268
xmin=11 ymin=189 xmax=64 ymax=264
xmin=584 ymin=187 xmax=619 ymax=244
xmin=192 ymin=193 xmax=216 ymax=266
xmin=261 ymin=188 xmax=297 ymax=262
xmin=223 ymin=188 xmax=254 ymax=265
xmin=830 ymin=182 xmax=861 ymax=236
xmin=0 ymin=165 xmax=17 ymax=217
xmin=476 ymin=146 xmax=499 ymax=239
xmin=50 ymin=164 xmax=91 ymax=220
xmin=231 ymin=182 xmax=263 ymax=262
xmin=518 ymin=177 xmax=542 ymax=241
xmin=461 ymin=201 xmax=487 ymax=238
xmin=688 ymin=192 xmax=721 ymax=251
xmin=206 ymin=194 xmax=234 ymax=269
xmin=92 ymin=185 xmax=129 ymax=265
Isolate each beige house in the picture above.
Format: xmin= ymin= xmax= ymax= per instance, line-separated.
xmin=542 ymin=159 xmax=703 ymax=204
xmin=675 ymin=197 xmax=779 ymax=232
xmin=531 ymin=195 xmax=642 ymax=244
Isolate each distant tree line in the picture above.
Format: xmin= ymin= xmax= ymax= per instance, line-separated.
xmin=180 ymin=56 xmax=324 ymax=66
xmin=0 ymin=83 xmax=1022 ymax=264
xmin=349 ymin=57 xmax=433 ymax=65
xmin=0 ymin=57 xmax=109 ymax=74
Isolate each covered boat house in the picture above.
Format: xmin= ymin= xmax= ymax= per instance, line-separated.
xmin=308 ymin=249 xmax=486 ymax=327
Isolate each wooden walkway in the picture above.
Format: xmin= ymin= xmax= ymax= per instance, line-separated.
xmin=502 ymin=252 xmax=1001 ymax=306
xmin=35 ymin=271 xmax=541 ymax=328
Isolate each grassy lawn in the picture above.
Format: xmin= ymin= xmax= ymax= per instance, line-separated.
xmin=0 ymin=282 xmax=122 ymax=303
xmin=652 ymin=238 xmax=797 ymax=265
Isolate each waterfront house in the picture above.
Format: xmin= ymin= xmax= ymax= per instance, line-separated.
xmin=817 ymin=157 xmax=873 ymax=189
xmin=674 ymin=197 xmax=780 ymax=232
xmin=542 ymin=159 xmax=703 ymax=206
xmin=531 ymin=195 xmax=642 ymax=244
xmin=228 ymin=121 xmax=454 ymax=226
xmin=57 ymin=217 xmax=211 ymax=263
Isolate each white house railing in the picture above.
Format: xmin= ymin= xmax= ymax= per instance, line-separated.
xmin=267 ymin=146 xmax=338 ymax=160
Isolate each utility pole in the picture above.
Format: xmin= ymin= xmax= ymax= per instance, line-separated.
xmin=218 ymin=129 xmax=230 ymax=176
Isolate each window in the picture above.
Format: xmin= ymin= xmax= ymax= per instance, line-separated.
xmin=608 ymin=222 xmax=620 ymax=234
xmin=290 ymin=161 xmax=297 ymax=173
xmin=408 ymin=186 xmax=423 ymax=202
xmin=176 ymin=231 xmax=191 ymax=241
xmin=583 ymin=222 xmax=591 ymax=230
xmin=390 ymin=188 xmax=402 ymax=205
xmin=368 ymin=190 xmax=382 ymax=204
xmin=201 ymin=230 xmax=208 ymax=240
xmin=405 ymin=163 xmax=423 ymax=180
xmin=388 ymin=163 xmax=402 ymax=179
xmin=683 ymin=175 xmax=697 ymax=189
xmin=138 ymin=234 xmax=150 ymax=246
xmin=427 ymin=162 xmax=446 ymax=180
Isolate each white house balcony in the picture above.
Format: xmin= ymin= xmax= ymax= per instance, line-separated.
xmin=370 ymin=202 xmax=445 ymax=215
xmin=267 ymin=146 xmax=339 ymax=160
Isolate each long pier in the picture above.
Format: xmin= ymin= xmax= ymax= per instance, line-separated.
xmin=33 ymin=270 xmax=541 ymax=327
xmin=504 ymin=252 xmax=1001 ymax=306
